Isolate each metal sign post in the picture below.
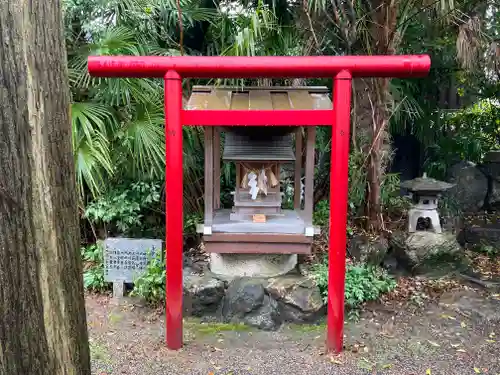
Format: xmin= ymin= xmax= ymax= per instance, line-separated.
xmin=88 ymin=54 xmax=431 ymax=352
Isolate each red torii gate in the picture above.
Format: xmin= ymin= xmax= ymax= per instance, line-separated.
xmin=88 ymin=54 xmax=431 ymax=353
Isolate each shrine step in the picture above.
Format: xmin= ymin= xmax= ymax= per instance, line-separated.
xmin=233 ymin=199 xmax=282 ymax=207
xmin=203 ymin=233 xmax=312 ymax=254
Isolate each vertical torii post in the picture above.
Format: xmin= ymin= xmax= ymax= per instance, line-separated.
xmin=88 ymin=54 xmax=431 ymax=352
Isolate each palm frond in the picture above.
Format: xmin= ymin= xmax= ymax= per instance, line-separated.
xmin=71 ymin=102 xmax=116 ymax=147
xmin=120 ymin=102 xmax=166 ymax=179
xmin=157 ymin=0 xmax=217 ymax=28
xmin=71 ymin=102 xmax=116 ymax=197
xmin=94 ymin=77 xmax=162 ymax=107
xmin=209 ymin=3 xmax=279 ymax=56
xmin=69 ymin=26 xmax=143 ymax=90
xmin=456 ymin=15 xmax=482 ymax=71
xmin=75 ymin=139 xmax=114 ymax=198
xmin=389 ymin=79 xmax=424 ymax=133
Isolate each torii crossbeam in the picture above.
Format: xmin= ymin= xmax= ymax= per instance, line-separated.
xmin=88 ymin=54 xmax=431 ymax=353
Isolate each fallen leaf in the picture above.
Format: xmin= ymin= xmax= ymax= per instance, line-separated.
xmin=427 ymin=340 xmax=441 ymax=347
xmin=440 ymin=314 xmax=456 ymax=320
xmin=357 ymin=360 xmax=373 ymax=371
xmin=456 ymin=349 xmax=467 ymax=353
xmin=382 ymin=364 xmax=393 ymax=369
xmin=461 ymin=322 xmax=467 ymax=328
xmin=426 ymin=369 xmax=432 ymax=375
xmin=489 ymin=332 xmax=496 ymax=338
xmin=474 ymin=368 xmax=481 ymax=373
xmin=486 ymin=339 xmax=496 ymax=343
xmin=330 ymin=356 xmax=343 ymax=365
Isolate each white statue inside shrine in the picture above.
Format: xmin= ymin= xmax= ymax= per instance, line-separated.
xmin=247 ymin=171 xmax=259 ymax=200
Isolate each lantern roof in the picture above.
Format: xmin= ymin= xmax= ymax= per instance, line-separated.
xmin=401 ymin=173 xmax=455 ymax=193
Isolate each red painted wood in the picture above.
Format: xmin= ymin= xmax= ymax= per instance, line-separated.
xmin=164 ymin=71 xmax=183 ymax=350
xmin=87 ymin=54 xmax=431 ymax=353
xmin=327 ymin=70 xmax=353 ymax=353
xmin=182 ymin=110 xmax=332 ymax=126
xmin=88 ymin=55 xmax=430 ymax=78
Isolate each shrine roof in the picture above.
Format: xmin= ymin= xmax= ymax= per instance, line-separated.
xmin=185 ymin=85 xmax=332 ymax=111
xmin=187 ymin=86 xmax=331 ymax=162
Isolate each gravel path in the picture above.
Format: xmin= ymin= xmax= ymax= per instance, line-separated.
xmin=88 ymin=286 xmax=500 ymax=375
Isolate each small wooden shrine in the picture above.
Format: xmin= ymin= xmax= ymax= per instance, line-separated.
xmin=189 ymin=86 xmax=332 ymax=255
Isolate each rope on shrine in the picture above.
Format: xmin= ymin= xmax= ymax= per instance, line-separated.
xmin=240 ymin=163 xmax=279 ymax=199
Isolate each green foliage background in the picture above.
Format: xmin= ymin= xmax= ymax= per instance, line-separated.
xmin=70 ymin=0 xmax=498 ymax=304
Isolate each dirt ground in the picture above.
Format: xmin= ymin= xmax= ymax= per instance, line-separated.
xmin=88 ymin=278 xmax=500 ymax=375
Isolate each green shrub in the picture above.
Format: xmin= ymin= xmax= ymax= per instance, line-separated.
xmin=312 ymin=259 xmax=397 ymax=311
xmin=84 ymin=180 xmax=203 ymax=241
xmin=184 ymin=212 xmax=203 ymax=238
xmin=84 ymin=181 xmax=162 ymax=237
xmin=380 ymin=173 xmax=411 ymax=215
xmin=313 ymin=200 xmax=353 ymax=236
xmin=313 ymin=200 xmax=330 ymax=227
xmin=81 ymin=242 xmax=103 ymax=263
xmin=476 ymin=244 xmax=499 ymax=258
xmin=424 ymin=100 xmax=500 ymax=179
xmin=332 ymin=147 xmax=410 ymax=219
xmin=81 ymin=243 xmax=109 ymax=292
xmin=130 ymin=250 xmax=165 ymax=305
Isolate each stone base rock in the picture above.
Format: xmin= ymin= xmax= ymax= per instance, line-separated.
xmin=219 ymin=277 xmax=281 ymax=330
xmin=217 ymin=273 xmax=326 ymax=330
xmin=266 ymin=274 xmax=325 ymax=322
xmin=391 ymin=231 xmax=463 ymax=274
xmin=210 ymin=253 xmax=297 ymax=280
xmin=446 ymin=161 xmax=488 ymax=213
xmin=183 ymin=270 xmax=226 ymax=316
xmin=349 ymin=234 xmax=389 ymax=265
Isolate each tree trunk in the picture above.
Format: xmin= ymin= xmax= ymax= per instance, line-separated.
xmin=354 ymin=0 xmax=399 ymax=232
xmin=365 ymin=77 xmax=391 ymax=231
xmin=0 ymin=2 xmax=91 ymax=374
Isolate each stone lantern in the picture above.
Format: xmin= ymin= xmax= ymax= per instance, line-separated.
xmin=401 ymin=173 xmax=455 ymax=234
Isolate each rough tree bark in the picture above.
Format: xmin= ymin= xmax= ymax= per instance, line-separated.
xmin=354 ymin=0 xmax=399 ymax=232
xmin=0 ymin=2 xmax=91 ymax=374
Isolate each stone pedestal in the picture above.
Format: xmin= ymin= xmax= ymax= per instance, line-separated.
xmin=209 ymin=253 xmax=297 ymax=280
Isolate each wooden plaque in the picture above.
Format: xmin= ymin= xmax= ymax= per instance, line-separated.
xmin=252 ymin=214 xmax=266 ymax=223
